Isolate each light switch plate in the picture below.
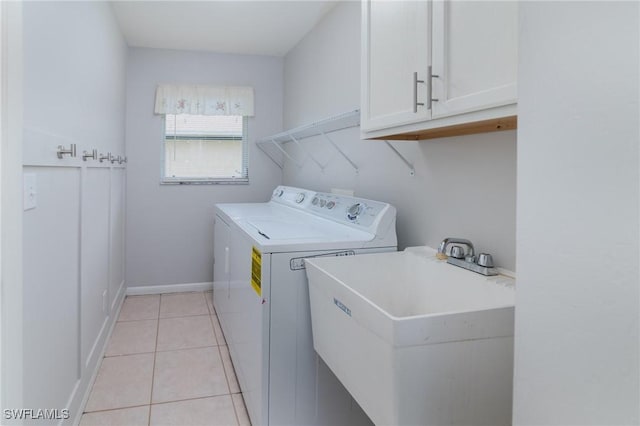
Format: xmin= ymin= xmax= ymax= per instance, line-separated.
xmin=23 ymin=173 xmax=37 ymax=211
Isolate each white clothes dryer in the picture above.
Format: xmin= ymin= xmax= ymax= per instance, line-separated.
xmin=213 ymin=186 xmax=397 ymax=426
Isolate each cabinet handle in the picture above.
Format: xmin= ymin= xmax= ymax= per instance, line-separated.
xmin=224 ymin=247 xmax=229 ymax=274
xmin=413 ymin=72 xmax=425 ymax=113
xmin=427 ymin=66 xmax=439 ymax=110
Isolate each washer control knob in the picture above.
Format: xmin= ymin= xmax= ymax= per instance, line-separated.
xmin=347 ymin=203 xmax=363 ymax=220
xmin=295 ymin=192 xmax=306 ymax=203
xmin=274 ymin=189 xmax=284 ymax=198
xmin=326 ymin=201 xmax=336 ymax=209
xmin=312 ymin=196 xmax=319 ymax=206
xmin=319 ymin=199 xmax=327 ymax=208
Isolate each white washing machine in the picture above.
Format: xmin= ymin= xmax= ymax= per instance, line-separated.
xmin=213 ymin=186 xmax=397 ymax=426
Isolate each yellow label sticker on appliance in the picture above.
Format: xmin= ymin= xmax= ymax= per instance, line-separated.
xmin=251 ymin=246 xmax=262 ymax=296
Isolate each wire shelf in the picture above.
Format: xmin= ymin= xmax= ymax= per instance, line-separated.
xmin=255 ymin=109 xmax=360 ymax=171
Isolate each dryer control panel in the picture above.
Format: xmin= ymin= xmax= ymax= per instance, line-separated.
xmin=270 ymin=186 xmax=395 ymax=237
xmin=307 ymin=192 xmax=391 ymax=230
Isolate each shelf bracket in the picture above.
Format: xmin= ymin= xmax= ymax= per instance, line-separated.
xmin=384 ymin=140 xmax=415 ymax=176
xmin=321 ymin=132 xmax=359 ymax=174
xmin=289 ymin=134 xmax=325 ymax=172
xmin=256 ymin=142 xmax=284 ymax=169
xmin=271 ymin=139 xmax=303 ymax=168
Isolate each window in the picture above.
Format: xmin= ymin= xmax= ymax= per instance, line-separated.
xmin=154 ymin=84 xmax=254 ymax=183
xmin=162 ymin=114 xmax=249 ymax=184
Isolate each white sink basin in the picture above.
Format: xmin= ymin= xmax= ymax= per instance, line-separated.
xmin=305 ymin=247 xmax=515 ymax=426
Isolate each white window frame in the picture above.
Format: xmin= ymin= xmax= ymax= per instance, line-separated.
xmin=161 ymin=115 xmax=249 ymax=185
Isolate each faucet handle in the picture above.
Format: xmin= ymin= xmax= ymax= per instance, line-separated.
xmin=477 ymin=253 xmax=494 ymax=268
xmin=450 ymin=246 xmax=465 ymax=259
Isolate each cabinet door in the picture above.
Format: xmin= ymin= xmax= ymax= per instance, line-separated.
xmin=431 ymin=0 xmax=518 ymax=118
xmin=361 ymin=0 xmax=431 ymax=131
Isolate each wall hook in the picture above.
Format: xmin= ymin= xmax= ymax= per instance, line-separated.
xmin=82 ymin=149 xmax=97 ymax=161
xmin=57 ymin=143 xmax=76 ymax=159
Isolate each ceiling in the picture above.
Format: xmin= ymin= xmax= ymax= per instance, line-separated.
xmin=111 ymin=1 xmax=339 ymax=57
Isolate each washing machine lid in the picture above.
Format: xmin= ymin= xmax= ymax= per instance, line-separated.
xmin=215 ymin=186 xmax=398 ymax=252
xmin=235 ymin=211 xmax=377 ymax=253
xmin=215 ymin=202 xmax=288 ymax=222
xmin=246 ymin=219 xmax=328 ymax=240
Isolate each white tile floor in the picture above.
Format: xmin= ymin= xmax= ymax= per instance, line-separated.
xmin=80 ymin=291 xmax=251 ymax=426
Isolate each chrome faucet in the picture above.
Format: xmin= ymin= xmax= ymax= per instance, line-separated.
xmin=437 ymin=237 xmax=475 ymax=259
xmin=437 ymin=237 xmax=498 ymax=276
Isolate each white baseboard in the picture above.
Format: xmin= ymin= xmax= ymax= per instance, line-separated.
xmin=126 ymin=281 xmax=213 ymax=296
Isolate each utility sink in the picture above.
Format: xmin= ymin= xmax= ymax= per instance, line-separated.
xmin=305 ymin=247 xmax=515 ymax=426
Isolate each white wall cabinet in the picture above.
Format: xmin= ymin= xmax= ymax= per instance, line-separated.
xmin=431 ymin=0 xmax=517 ymax=119
xmin=361 ymin=0 xmax=431 ymax=131
xmin=361 ymin=0 xmax=518 ymax=140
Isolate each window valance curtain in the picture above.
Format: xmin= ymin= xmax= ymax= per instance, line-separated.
xmin=154 ymin=84 xmax=254 ymax=116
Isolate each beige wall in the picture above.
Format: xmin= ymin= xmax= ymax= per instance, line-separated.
xmin=22 ymin=1 xmax=128 ymax=421
xmin=125 ymin=48 xmax=283 ymax=287
xmin=283 ymin=2 xmax=517 ymax=270
xmin=514 ymin=2 xmax=639 ymax=423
